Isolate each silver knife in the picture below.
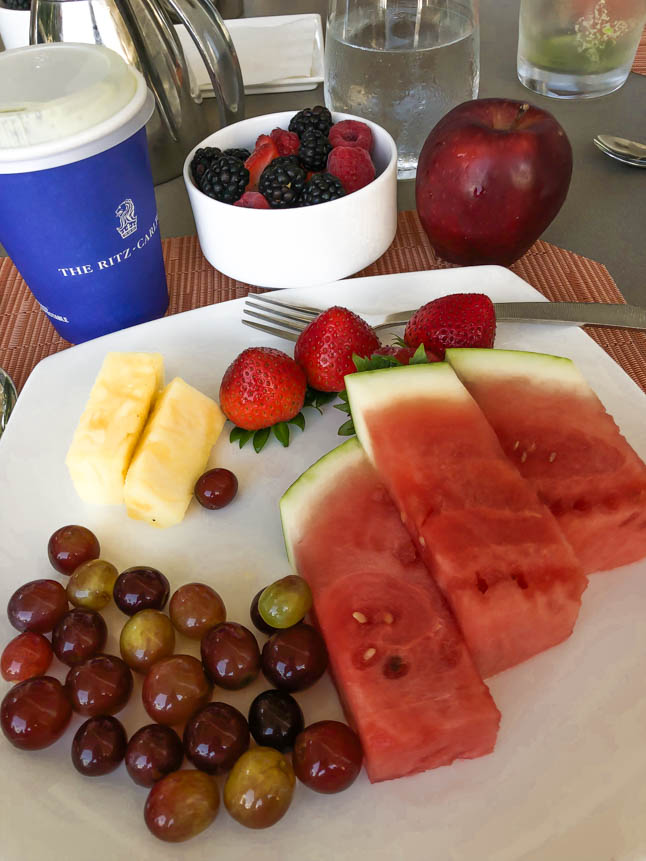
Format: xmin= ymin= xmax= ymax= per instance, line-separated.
xmin=380 ymin=302 xmax=646 ymax=330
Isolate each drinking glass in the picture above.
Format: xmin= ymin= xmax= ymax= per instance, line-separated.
xmin=0 ymin=368 xmax=17 ymax=439
xmin=517 ymin=0 xmax=646 ymax=99
xmin=324 ymin=0 xmax=479 ymax=179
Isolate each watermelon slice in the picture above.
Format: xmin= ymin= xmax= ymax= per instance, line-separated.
xmin=345 ymin=363 xmax=587 ymax=679
xmin=280 ymin=437 xmax=500 ymax=783
xmin=446 ymin=349 xmax=646 ymax=574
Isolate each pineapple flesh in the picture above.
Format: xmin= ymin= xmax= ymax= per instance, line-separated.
xmin=123 ymin=377 xmax=225 ymax=528
xmin=65 ymin=352 xmax=164 ymax=505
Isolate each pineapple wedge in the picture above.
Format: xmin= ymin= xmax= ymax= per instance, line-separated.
xmin=124 ymin=377 xmax=225 ymax=528
xmin=66 ymin=352 xmax=164 ymax=505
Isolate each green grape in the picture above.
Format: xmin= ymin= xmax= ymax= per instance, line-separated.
xmin=224 ymin=747 xmax=295 ymax=829
xmin=258 ymin=575 xmax=312 ymax=630
xmin=67 ymin=559 xmax=118 ymax=610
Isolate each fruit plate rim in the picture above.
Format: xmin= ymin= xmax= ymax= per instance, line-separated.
xmin=1 ymin=264 xmax=646 ymax=861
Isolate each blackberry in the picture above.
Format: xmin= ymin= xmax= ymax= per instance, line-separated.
xmin=300 ymin=173 xmax=346 ymax=207
xmin=298 ymin=129 xmax=332 ymax=172
xmin=199 ymin=155 xmax=249 ymax=204
xmin=289 ymin=106 xmax=333 ymax=139
xmin=223 ymin=147 xmax=251 ymax=163
xmin=258 ymin=160 xmax=307 ymax=209
xmin=190 ymin=146 xmax=222 ymax=184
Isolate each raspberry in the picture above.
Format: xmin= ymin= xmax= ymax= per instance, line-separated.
xmin=270 ymin=128 xmax=301 ymax=157
xmin=327 ymin=146 xmax=376 ymax=194
xmin=329 ymin=120 xmax=373 ymax=152
xmin=233 ymin=192 xmax=271 ymax=209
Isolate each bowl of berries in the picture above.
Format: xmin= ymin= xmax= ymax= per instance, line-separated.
xmin=183 ymin=106 xmax=398 ymax=289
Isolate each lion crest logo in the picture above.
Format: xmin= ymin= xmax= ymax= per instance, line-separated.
xmin=115 ymin=198 xmax=137 ymax=239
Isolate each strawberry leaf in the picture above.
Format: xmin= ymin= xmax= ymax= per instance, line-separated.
xmin=272 ymin=422 xmax=290 ymax=447
xmin=338 ymin=418 xmax=356 ymax=436
xmin=230 ymin=426 xmax=254 ymax=448
xmin=253 ymin=427 xmax=270 ymax=453
xmin=334 ymin=402 xmax=351 ymax=414
xmin=288 ymin=412 xmax=306 ymax=431
xmin=409 ymin=343 xmax=429 ymax=364
xmin=393 ymin=335 xmax=407 ymax=348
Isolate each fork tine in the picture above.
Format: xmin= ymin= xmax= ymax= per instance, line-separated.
xmin=250 ymin=293 xmax=321 ymax=316
xmin=242 ymin=319 xmax=299 ymax=342
xmin=245 ymin=299 xmax=315 ymax=326
xmin=243 ymin=308 xmax=306 ymax=334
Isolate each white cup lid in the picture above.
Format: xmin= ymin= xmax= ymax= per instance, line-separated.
xmin=0 ymin=43 xmax=152 ymax=172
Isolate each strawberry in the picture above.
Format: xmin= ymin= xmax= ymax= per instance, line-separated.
xmin=404 ymin=293 xmax=496 ymax=358
xmin=295 ymin=307 xmax=380 ymax=392
xmin=245 ymin=140 xmax=280 ymax=190
xmin=219 ymin=347 xmax=306 ymax=432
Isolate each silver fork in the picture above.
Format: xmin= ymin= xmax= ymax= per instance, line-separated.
xmin=242 ymin=293 xmax=398 ymax=342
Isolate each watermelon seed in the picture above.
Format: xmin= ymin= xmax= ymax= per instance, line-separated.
xmin=352 ymin=611 xmax=368 ymax=624
xmin=513 ymin=440 xmax=520 ymax=451
xmin=528 ymin=441 xmax=536 ymax=453
xmin=363 ymin=648 xmax=377 ymax=662
xmin=419 ymin=535 xmax=426 ymax=548
xmin=549 ymin=451 xmax=557 ymax=462
xmin=382 ymin=612 xmax=394 ymax=624
xmin=476 ymin=576 xmax=488 ymax=594
xmin=383 ymin=655 xmax=409 ymax=680
xmin=520 ymin=451 xmax=528 ymax=463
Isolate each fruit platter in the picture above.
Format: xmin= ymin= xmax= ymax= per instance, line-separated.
xmin=1 ymin=266 xmax=646 ymax=861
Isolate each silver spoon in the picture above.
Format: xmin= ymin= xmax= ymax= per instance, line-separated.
xmin=593 ymin=134 xmax=646 ymax=167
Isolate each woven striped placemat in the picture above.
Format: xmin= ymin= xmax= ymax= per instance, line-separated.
xmin=1 ymin=210 xmax=645 ymax=394
xmin=633 ymin=24 xmax=646 ymax=75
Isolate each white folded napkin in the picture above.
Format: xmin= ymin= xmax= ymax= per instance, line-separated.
xmin=177 ymin=14 xmax=323 ymax=96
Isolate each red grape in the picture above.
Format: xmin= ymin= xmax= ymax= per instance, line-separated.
xmin=144 ymin=770 xmax=219 ymax=842
xmin=125 ymin=724 xmax=184 ymax=787
xmin=249 ymin=589 xmax=277 ymax=636
xmin=183 ymin=702 xmax=249 ymax=775
xmin=293 ymin=721 xmax=363 ymax=793
xmin=169 ymin=583 xmax=226 ymax=640
xmin=194 ymin=468 xmax=238 ymax=510
xmin=65 ymin=654 xmax=133 ymax=716
xmin=142 ymin=655 xmax=212 ymax=726
xmin=52 ymin=608 xmax=107 ymax=666
xmin=1 ymin=676 xmax=72 ymax=750
xmin=1 ymin=632 xmax=53 ymax=682
xmin=7 ymin=579 xmax=68 ymax=634
xmin=47 ymin=525 xmax=100 ymax=575
xmin=261 ymin=624 xmax=328 ymax=692
xmin=72 ymin=715 xmax=127 ymax=776
xmin=113 ymin=567 xmax=170 ymax=616
xmin=201 ymin=622 xmax=260 ymax=690
xmin=248 ymin=690 xmax=303 ymax=752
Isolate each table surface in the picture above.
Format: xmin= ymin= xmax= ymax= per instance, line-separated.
xmin=154 ymin=0 xmax=646 ymax=306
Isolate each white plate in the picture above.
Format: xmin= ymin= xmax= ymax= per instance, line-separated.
xmin=1 ymin=266 xmax=646 ymax=861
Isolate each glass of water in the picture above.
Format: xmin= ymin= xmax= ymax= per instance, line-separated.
xmin=518 ymin=0 xmax=646 ymax=99
xmin=324 ymin=0 xmax=479 ymax=179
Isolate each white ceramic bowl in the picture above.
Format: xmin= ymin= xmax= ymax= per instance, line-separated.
xmin=183 ymin=110 xmax=398 ymax=289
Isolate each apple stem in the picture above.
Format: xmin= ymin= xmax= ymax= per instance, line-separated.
xmin=511 ymin=103 xmax=531 ymax=131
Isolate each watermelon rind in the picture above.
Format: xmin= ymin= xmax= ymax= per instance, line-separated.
xmin=345 ymin=362 xmax=469 ymax=463
xmin=445 ymin=348 xmax=590 ymax=393
xmin=280 ymin=437 xmax=364 ymax=570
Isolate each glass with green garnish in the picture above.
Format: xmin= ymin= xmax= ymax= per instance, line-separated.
xmin=517 ymin=0 xmax=646 ymax=99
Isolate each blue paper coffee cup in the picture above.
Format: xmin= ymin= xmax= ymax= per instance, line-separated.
xmin=0 ymin=43 xmax=168 ymax=344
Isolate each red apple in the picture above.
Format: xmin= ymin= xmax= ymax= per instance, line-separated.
xmin=415 ymin=98 xmax=573 ymax=267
